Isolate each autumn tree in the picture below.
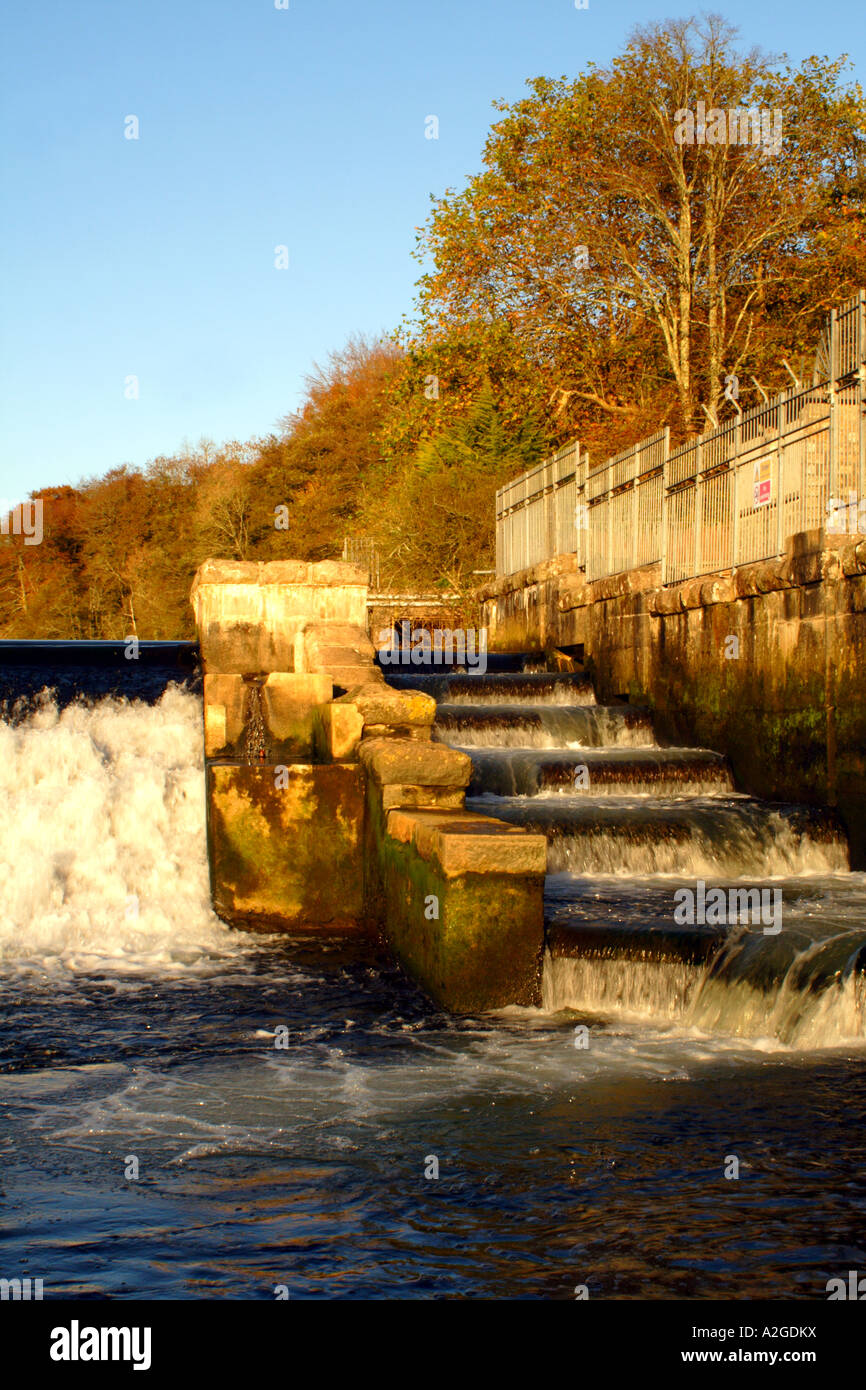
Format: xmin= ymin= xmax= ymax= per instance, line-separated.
xmin=249 ymin=334 xmax=404 ymax=561
xmin=416 ymin=15 xmax=866 ymax=437
xmin=365 ymin=381 xmax=546 ymax=592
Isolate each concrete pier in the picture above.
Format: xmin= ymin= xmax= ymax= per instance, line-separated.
xmin=190 ymin=559 xmax=546 ymax=1010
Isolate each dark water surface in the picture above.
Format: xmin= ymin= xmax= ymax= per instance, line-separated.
xmin=0 ymin=651 xmax=864 ymax=1299
xmin=2 ymin=933 xmax=865 ymax=1300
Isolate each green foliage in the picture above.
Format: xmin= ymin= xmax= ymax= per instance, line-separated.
xmin=361 ymin=381 xmax=546 ymax=593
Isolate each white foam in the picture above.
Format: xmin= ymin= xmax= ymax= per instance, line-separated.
xmin=0 ymin=687 xmax=240 ymax=974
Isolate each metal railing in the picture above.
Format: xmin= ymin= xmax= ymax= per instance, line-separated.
xmin=494 ymin=290 xmax=866 ymax=584
xmin=586 ymin=429 xmax=668 ymax=581
xmin=495 ymin=440 xmax=588 ymax=576
xmin=342 ymin=535 xmax=380 ymax=589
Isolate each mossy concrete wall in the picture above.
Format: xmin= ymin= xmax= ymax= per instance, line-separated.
xmin=207 ymin=763 xmax=365 ymax=928
xmin=192 ymin=559 xmax=547 ymax=1014
xmin=479 ymin=531 xmax=866 ymax=866
xmin=360 ymin=739 xmax=547 ymax=1012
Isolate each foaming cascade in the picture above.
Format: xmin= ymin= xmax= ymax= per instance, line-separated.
xmin=443 ymin=673 xmax=596 ymax=705
xmin=435 ymin=705 xmax=656 ymax=750
xmin=542 ymin=927 xmax=866 ymax=1049
xmin=466 ymin=748 xmax=730 ymax=796
xmin=467 ymin=796 xmax=848 ymax=876
xmin=0 ymin=686 xmax=239 ymax=974
xmin=427 ymin=660 xmax=864 ymax=1049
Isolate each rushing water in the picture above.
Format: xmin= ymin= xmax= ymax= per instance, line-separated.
xmin=433 ymin=671 xmax=866 ymax=1051
xmin=0 ymin=651 xmax=864 ymax=1299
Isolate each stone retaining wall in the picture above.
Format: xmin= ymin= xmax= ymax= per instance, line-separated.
xmin=478 ymin=531 xmax=866 ymax=865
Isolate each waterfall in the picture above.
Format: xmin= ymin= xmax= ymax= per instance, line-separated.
xmin=243 ymin=680 xmax=270 ymax=764
xmin=427 ymin=657 xmax=863 ymax=1048
xmin=0 ymin=685 xmax=238 ymax=972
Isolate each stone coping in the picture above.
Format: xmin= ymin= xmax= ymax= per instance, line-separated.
xmin=385 ymin=807 xmax=548 ymax=878
xmin=359 ymin=737 xmax=470 ymax=788
xmin=477 ymin=532 xmax=866 ymax=617
xmin=191 ymin=559 xmax=367 ymax=596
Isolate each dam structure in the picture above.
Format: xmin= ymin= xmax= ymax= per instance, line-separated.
xmin=190 ymin=554 xmax=865 ymax=1042
xmin=190 ymin=559 xmax=547 ymax=1013
xmin=4 ymin=642 xmax=865 ymax=1298
xmin=387 ymin=662 xmax=865 ymax=1047
xmin=191 ymin=296 xmax=866 ymax=1029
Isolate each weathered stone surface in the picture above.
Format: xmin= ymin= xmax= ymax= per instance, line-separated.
xmin=342 ymin=684 xmax=436 ymax=731
xmin=190 ymin=559 xmax=368 ymax=673
xmin=207 ymin=762 xmax=365 ymax=928
xmin=848 ymin=575 xmax=866 ymax=613
xmin=700 ymin=577 xmax=736 ymax=606
xmin=386 ymin=808 xmax=548 ymax=877
xmin=787 ymin=549 xmax=835 ymax=587
xmin=558 ymin=579 xmax=590 ymax=612
xmin=359 ymin=737 xmax=471 ymax=790
xmin=734 ymin=567 xmax=763 ymax=598
xmin=190 ymin=558 xmax=367 ymax=593
xmin=203 ymin=674 xmax=246 ymax=757
xmin=380 ymin=785 xmax=465 ymax=811
xmin=474 ymin=550 xmax=582 ymax=604
xmin=261 ymin=672 xmax=332 ymax=756
xmin=363 ymin=780 xmax=545 ymax=1012
xmin=680 ymin=580 xmax=705 ymax=610
xmin=263 ymin=673 xmax=332 ymax=720
xmin=755 ymin=561 xmax=788 ymax=594
xmin=314 ymin=701 xmax=365 ymax=761
xmin=478 ymin=532 xmax=866 ymax=866
xmin=649 ymin=587 xmax=683 ymax=615
xmin=840 ymin=540 xmax=866 ymax=577
xmin=301 ymin=622 xmax=376 ymax=669
xmin=362 ymin=723 xmax=431 ymax=742
xmin=203 ymin=673 xmax=332 ymax=758
xmin=296 ymin=621 xmax=383 ymax=696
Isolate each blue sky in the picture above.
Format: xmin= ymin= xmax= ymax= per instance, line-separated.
xmin=1 ymin=0 xmax=863 ymax=501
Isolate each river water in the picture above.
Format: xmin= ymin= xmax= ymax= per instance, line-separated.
xmin=0 ymin=650 xmax=864 ymax=1299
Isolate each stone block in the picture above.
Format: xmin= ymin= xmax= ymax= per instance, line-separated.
xmin=359 ymin=737 xmax=471 ymax=790
xmin=380 ymin=785 xmax=465 ymax=811
xmin=362 ymin=723 xmax=431 ymax=741
xmin=261 ymin=672 xmax=333 ymax=758
xmin=840 ymin=540 xmax=866 ymax=578
xmin=364 ymin=784 xmax=546 ymax=1012
xmin=386 ymin=808 xmax=548 ymax=877
xmin=203 ymin=673 xmax=247 ymax=757
xmin=700 ymin=577 xmax=736 ymax=607
xmin=650 ymin=587 xmax=683 ymax=615
xmin=301 ymin=621 xmax=376 ymax=671
xmin=315 ymin=702 xmax=365 ymax=761
xmin=207 ymin=762 xmax=365 ymax=928
xmin=344 ymin=683 xmax=436 ymax=731
xmin=190 ymin=559 xmax=368 ymax=674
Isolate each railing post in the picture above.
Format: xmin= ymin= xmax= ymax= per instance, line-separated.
xmin=859 ymin=288 xmax=866 ymax=502
xmin=828 ymin=305 xmax=838 ymax=514
xmin=731 ymin=419 xmax=740 ymax=569
xmin=606 ymin=461 xmax=613 ymax=578
xmin=694 ymin=437 xmax=703 ymax=578
xmin=580 ymin=449 xmax=589 ymax=572
xmin=660 ymin=426 xmax=670 ymax=583
xmin=630 ymin=447 xmax=639 ymax=571
xmin=776 ymin=391 xmax=786 ymax=556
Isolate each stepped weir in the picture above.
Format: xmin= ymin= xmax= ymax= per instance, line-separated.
xmin=191 ymin=560 xmax=866 ymax=1042
xmin=422 ymin=663 xmax=863 ymax=1045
